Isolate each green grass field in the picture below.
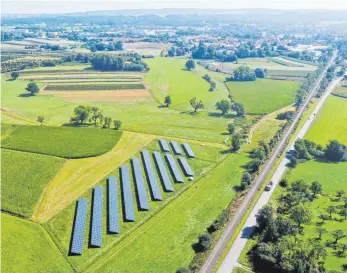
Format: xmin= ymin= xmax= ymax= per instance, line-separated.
xmin=1 ymin=213 xmax=72 ymax=273
xmin=226 ymin=79 xmax=300 ymax=114
xmin=1 ymin=149 xmax=65 ymax=217
xmin=267 ymin=69 xmax=310 ymax=77
xmin=44 ymin=83 xmax=145 ymax=91
xmin=305 ymin=95 xmax=347 ymax=145
xmin=332 ymin=85 xmax=347 ymax=99
xmin=1 ymin=124 xmax=122 ymax=158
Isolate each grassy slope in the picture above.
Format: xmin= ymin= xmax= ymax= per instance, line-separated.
xmin=84 ymin=152 xmax=248 ymax=273
xmin=1 ymin=149 xmax=65 ymax=217
xmin=305 ymin=95 xmax=347 ymax=145
xmin=1 ymin=213 xmax=72 ymax=273
xmin=226 ymin=79 xmax=300 ymax=114
xmin=1 ymin=124 xmax=122 ymax=158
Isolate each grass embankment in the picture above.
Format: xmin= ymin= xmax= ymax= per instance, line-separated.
xmin=305 ymin=95 xmax=347 ymax=145
xmin=47 ymin=140 xmax=228 ymax=272
xmin=1 ymin=149 xmax=65 ymax=217
xmin=226 ymin=79 xmax=300 ymax=114
xmin=1 ymin=213 xmax=72 ymax=273
xmin=1 ymin=124 xmax=122 ymax=158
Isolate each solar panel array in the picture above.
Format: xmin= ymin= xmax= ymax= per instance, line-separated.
xmin=91 ymin=186 xmax=103 ymax=247
xmin=108 ymin=177 xmax=120 ymax=234
xmin=170 ymin=141 xmax=183 ymax=155
xmin=182 ymin=143 xmax=196 ymax=158
xmin=71 ymin=198 xmax=88 ymax=255
xmin=131 ymin=158 xmax=150 ymax=210
xmin=141 ymin=150 xmax=162 ymax=201
xmin=120 ymin=165 xmax=136 ymax=221
xmin=178 ymin=157 xmax=194 ymax=177
xmin=153 ymin=151 xmax=174 ymax=192
xmin=159 ymin=139 xmax=170 ymax=152
xmin=165 ymin=154 xmax=184 ymax=183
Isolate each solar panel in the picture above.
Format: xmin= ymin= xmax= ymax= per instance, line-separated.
xmin=141 ymin=150 xmax=163 ymax=201
xmin=165 ymin=154 xmax=184 ymax=183
xmin=159 ymin=139 xmax=170 ymax=152
xmin=131 ymin=157 xmax=150 ymax=210
xmin=178 ymin=157 xmax=194 ymax=177
xmin=108 ymin=176 xmax=120 ymax=234
xmin=182 ymin=143 xmax=196 ymax=158
xmin=70 ymin=198 xmax=88 ymax=255
xmin=120 ymin=165 xmax=136 ymax=221
xmin=90 ymin=186 xmax=103 ymax=247
xmin=170 ymin=141 xmax=183 ymax=155
xmin=153 ymin=151 xmax=174 ymax=192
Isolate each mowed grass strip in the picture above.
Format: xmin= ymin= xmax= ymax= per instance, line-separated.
xmin=305 ymin=95 xmax=347 ymax=145
xmin=85 ymin=153 xmax=249 ymax=273
xmin=44 ymin=83 xmax=145 ymax=91
xmin=267 ymin=69 xmax=310 ymax=77
xmin=1 ymin=124 xmax=122 ymax=158
xmin=1 ymin=213 xmax=72 ymax=273
xmin=1 ymin=149 xmax=65 ymax=217
xmin=226 ymin=79 xmax=300 ymax=114
xmin=33 ymin=131 xmax=156 ymax=222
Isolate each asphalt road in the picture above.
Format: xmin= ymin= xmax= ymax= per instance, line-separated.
xmin=199 ymin=51 xmax=338 ymax=273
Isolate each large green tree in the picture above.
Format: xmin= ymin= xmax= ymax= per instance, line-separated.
xmin=190 ymin=97 xmax=204 ymax=113
xmin=26 ymin=82 xmax=40 ymax=96
xmin=71 ymin=105 xmax=91 ymax=125
xmin=185 ymin=59 xmax=195 ymax=71
xmin=215 ymin=100 xmax=231 ymax=115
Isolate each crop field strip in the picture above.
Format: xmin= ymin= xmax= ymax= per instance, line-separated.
xmin=165 ymin=154 xmax=185 ymax=183
xmin=153 ymin=151 xmax=175 ymax=192
xmin=43 ymin=83 xmax=146 ymax=91
xmin=107 ymin=177 xmax=120 ymax=234
xmin=70 ymin=198 xmax=88 ymax=255
xmin=90 ymin=186 xmax=103 ymax=248
xmin=178 ymin=157 xmax=194 ymax=177
xmin=131 ymin=157 xmax=150 ymax=210
xmin=120 ymin=165 xmax=136 ymax=222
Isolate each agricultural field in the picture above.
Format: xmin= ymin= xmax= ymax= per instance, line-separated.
xmin=1 ymin=124 xmax=122 ymax=158
xmin=1 ymin=213 xmax=72 ymax=273
xmin=1 ymin=149 xmax=66 ymax=217
xmin=332 ymin=83 xmax=347 ymax=98
xmin=305 ymin=95 xmax=347 ymax=145
xmin=123 ymin=42 xmax=171 ymax=56
xmin=226 ymin=79 xmax=300 ymax=114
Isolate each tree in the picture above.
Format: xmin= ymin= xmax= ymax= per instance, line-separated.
xmin=11 ymin=71 xmax=20 ymax=80
xmin=319 ymin=214 xmax=329 ymax=223
xmin=255 ymin=68 xmax=267 ymax=78
xmin=231 ymin=102 xmax=245 ymax=117
xmin=164 ymin=96 xmax=172 ymax=107
xmin=340 ymin=208 xmax=347 ymax=220
xmin=337 ymin=190 xmax=346 ymax=199
xmin=176 ymin=267 xmax=190 ymax=273
xmin=325 ymin=140 xmax=345 ymax=162
xmin=332 ymin=229 xmax=346 ymax=244
xmin=256 ymin=205 xmax=275 ymax=230
xmin=197 ymin=233 xmax=211 ymax=251
xmin=227 ymin=124 xmax=236 ymax=134
xmin=316 ymin=227 xmax=326 ymax=240
xmin=189 ymin=97 xmax=204 ymax=113
xmin=185 ymin=59 xmax=195 ymax=71
xmin=90 ymin=106 xmax=103 ymax=126
xmin=310 ymin=181 xmax=322 ymax=197
xmin=242 ymin=172 xmax=252 ymax=184
xmin=290 ymin=205 xmax=312 ymax=229
xmin=231 ymin=133 xmax=241 ymax=152
xmin=114 ymin=120 xmax=122 ymax=130
xmin=226 ymin=66 xmax=256 ymax=81
xmin=37 ymin=116 xmax=44 ymax=125
xmin=26 ymin=82 xmax=40 ymax=96
xmin=71 ymin=105 xmax=91 ymax=125
xmin=215 ymin=100 xmax=231 ymax=115
xmin=327 ymin=206 xmax=335 ymax=219
xmin=103 ymin=117 xmax=112 ymax=128
xmin=338 ymin=243 xmax=347 ymax=254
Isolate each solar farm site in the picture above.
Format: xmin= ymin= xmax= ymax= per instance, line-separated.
xmin=69 ymin=139 xmax=196 ymax=255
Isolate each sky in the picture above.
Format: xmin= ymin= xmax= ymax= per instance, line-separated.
xmin=2 ymin=0 xmax=347 ymax=15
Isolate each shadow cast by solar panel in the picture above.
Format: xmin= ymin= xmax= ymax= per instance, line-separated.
xmin=119 ymin=168 xmax=134 ymax=222
xmin=152 ymin=153 xmax=172 ymax=192
xmin=131 ymin=162 xmax=147 ymax=211
xmin=141 ymin=152 xmax=160 ymax=201
xmin=88 ymin=190 xmax=98 ymax=248
xmin=68 ymin=200 xmax=80 ymax=256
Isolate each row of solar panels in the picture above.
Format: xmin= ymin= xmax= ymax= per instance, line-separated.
xmin=159 ymin=139 xmax=196 ymax=158
xmin=70 ymin=144 xmax=195 ymax=255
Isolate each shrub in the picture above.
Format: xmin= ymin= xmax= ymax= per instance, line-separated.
xmin=279 ymin=179 xmax=288 ymax=187
xmin=176 ymin=267 xmax=191 ymax=273
xmin=114 ymin=120 xmax=122 ymax=130
xmin=242 ymin=172 xmax=252 ymax=184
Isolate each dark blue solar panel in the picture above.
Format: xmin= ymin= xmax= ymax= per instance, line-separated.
xmin=170 ymin=141 xmax=183 ymax=155
xmin=120 ymin=165 xmax=136 ymax=221
xmin=90 ymin=186 xmax=103 ymax=247
xmin=182 ymin=143 xmax=196 ymax=158
xmin=178 ymin=157 xmax=194 ymax=177
xmin=141 ymin=150 xmax=162 ymax=201
xmin=70 ymin=198 xmax=88 ymax=255
xmin=159 ymin=139 xmax=170 ymax=152
xmin=165 ymin=154 xmax=184 ymax=183
xmin=108 ymin=176 xmax=119 ymax=234
xmin=153 ymin=151 xmax=174 ymax=192
xmin=131 ymin=158 xmax=150 ymax=210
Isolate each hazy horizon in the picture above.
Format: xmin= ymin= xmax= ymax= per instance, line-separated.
xmin=2 ymin=0 xmax=347 ymax=15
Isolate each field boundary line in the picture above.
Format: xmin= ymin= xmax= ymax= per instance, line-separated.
xmin=330 ymin=93 xmax=347 ymax=99
xmin=1 ymin=110 xmax=37 ymax=125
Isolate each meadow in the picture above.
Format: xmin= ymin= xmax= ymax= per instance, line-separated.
xmin=226 ymin=79 xmax=300 ymax=114
xmin=2 ymin=124 xmax=122 ymax=158
xmin=1 ymin=149 xmax=66 ymax=217
xmin=332 ymin=84 xmax=347 ymax=99
xmin=1 ymin=213 xmax=72 ymax=273
xmin=43 ymin=83 xmax=145 ymax=91
xmin=305 ymin=95 xmax=347 ymax=145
